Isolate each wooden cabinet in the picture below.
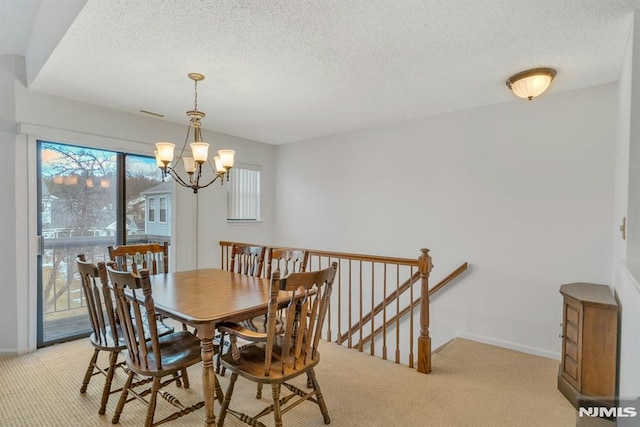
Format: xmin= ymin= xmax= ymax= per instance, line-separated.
xmin=557 ymin=282 xmax=618 ymax=408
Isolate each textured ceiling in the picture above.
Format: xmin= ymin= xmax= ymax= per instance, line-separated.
xmin=6 ymin=0 xmax=640 ymax=144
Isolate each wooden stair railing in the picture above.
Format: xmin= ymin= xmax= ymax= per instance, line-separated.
xmin=220 ymin=242 xmax=466 ymax=374
xmin=335 ymin=270 xmax=421 ymax=346
xmin=356 ymin=262 xmax=468 ymax=349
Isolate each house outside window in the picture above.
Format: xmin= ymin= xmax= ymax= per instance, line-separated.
xmin=142 ymin=181 xmax=172 ymax=237
xmin=148 ymin=197 xmax=155 ymax=222
xmin=227 ymin=164 xmax=261 ymax=221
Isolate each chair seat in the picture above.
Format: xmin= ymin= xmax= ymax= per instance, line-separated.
xmin=236 ymin=313 xmax=284 ymax=334
xmin=220 ymin=340 xmax=320 ymax=383
xmin=89 ymin=325 xmax=127 ymax=351
xmin=125 ymin=331 xmax=204 ymax=376
xmin=142 ymin=317 xmax=175 ymax=338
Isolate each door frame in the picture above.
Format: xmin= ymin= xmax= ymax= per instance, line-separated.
xmin=21 ymin=124 xmax=163 ymax=351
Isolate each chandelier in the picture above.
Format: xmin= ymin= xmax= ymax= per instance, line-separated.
xmin=154 ymin=73 xmax=235 ymax=193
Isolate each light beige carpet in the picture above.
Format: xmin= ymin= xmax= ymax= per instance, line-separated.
xmin=0 ymin=337 xmax=575 ymax=426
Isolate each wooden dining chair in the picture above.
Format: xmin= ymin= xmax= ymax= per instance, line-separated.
xmin=229 ymin=243 xmax=266 ymax=277
xmin=76 ymin=254 xmax=126 ymax=415
xmin=105 ymin=262 xmax=213 ymax=427
xmin=107 ymin=242 xmax=169 ymax=275
xmin=108 ymin=241 xmax=186 ymax=328
xmin=264 ymin=247 xmax=309 ymax=279
xmin=77 ymin=255 xmax=177 ymax=416
xmin=217 ymin=244 xmax=266 ymax=375
xmin=217 ymin=262 xmax=338 ymax=427
xmin=242 ymin=247 xmax=309 ymax=398
xmin=245 ymin=248 xmax=309 ymax=333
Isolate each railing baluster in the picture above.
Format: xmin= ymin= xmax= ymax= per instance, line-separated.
xmin=409 ymin=265 xmax=415 ymax=368
xmin=358 ymin=260 xmax=363 ymax=352
xmin=371 ymin=262 xmax=375 ymax=356
xmin=396 ymin=264 xmax=400 ymax=364
xmin=327 ymin=257 xmax=332 ymax=342
xmin=348 ymin=259 xmax=352 ymax=348
xmin=336 ymin=259 xmax=341 ymax=344
xmin=383 ymin=263 xmax=387 ymax=360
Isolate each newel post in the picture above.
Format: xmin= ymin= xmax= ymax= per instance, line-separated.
xmin=417 ymin=248 xmax=433 ymax=374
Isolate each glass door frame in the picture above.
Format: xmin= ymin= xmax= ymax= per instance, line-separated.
xmin=35 ymin=140 xmax=161 ymax=347
xmin=36 ymin=140 xmax=123 ymax=347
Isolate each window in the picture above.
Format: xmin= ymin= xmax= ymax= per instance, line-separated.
xmin=227 ymin=165 xmax=261 ymax=221
xmin=159 ymin=197 xmax=167 ymax=223
xmin=148 ymin=197 xmax=155 ymax=222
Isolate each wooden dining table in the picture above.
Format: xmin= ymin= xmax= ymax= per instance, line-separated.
xmin=147 ymin=268 xmax=276 ymax=426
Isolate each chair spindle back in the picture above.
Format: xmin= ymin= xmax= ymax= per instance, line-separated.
xmin=229 ymin=244 xmax=266 ymax=277
xmin=265 ymin=248 xmax=309 ymax=279
xmin=76 ymin=254 xmax=119 ymax=347
xmin=108 ymin=242 xmax=169 ymax=275
xmin=265 ymin=262 xmax=338 ymax=376
xmin=105 ymin=262 xmax=161 ymax=371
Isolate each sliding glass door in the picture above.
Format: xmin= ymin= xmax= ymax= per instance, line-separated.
xmin=37 ymin=140 xmax=168 ymax=346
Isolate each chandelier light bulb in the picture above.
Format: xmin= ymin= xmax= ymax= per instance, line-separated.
xmin=218 ymin=149 xmax=235 ymax=169
xmin=155 ymin=142 xmax=175 ymax=163
xmin=190 ymin=142 xmax=209 ymax=163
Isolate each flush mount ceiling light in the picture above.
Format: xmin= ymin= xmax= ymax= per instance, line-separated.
xmin=506 ymin=68 xmax=557 ymax=101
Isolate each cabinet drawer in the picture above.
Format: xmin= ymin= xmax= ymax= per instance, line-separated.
xmin=565 ymin=324 xmax=579 ymax=344
xmin=566 ymin=304 xmax=580 ymax=326
xmin=565 ymin=340 xmax=578 ymax=362
xmin=563 ymin=356 xmax=578 ymax=382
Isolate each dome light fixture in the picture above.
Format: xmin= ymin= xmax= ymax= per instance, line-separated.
xmin=506 ymin=67 xmax=557 ymax=101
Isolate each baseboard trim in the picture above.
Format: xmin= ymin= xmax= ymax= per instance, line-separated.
xmin=457 ymin=332 xmax=561 ymax=360
xmin=0 ymin=347 xmax=30 ymax=356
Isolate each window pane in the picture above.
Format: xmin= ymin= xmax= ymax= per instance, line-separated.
xmin=125 ymin=155 xmax=167 ymax=242
xmin=159 ymin=197 xmax=167 ymax=223
xmin=148 ymin=197 xmax=155 ymax=222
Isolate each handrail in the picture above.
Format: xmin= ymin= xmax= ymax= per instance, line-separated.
xmin=219 ymin=240 xmax=419 ymax=267
xmin=428 ymin=262 xmax=468 ymax=296
xmin=356 ymin=262 xmax=468 ymax=348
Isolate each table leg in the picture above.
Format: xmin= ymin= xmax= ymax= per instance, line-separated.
xmin=199 ymin=324 xmax=217 ymax=426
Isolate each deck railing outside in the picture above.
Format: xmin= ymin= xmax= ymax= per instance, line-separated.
xmin=41 ymin=235 xmax=171 ymax=342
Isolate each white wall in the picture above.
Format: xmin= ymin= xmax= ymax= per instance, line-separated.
xmin=274 ymin=84 xmax=617 ymax=357
xmin=613 ymin=14 xmax=640 ymax=405
xmin=195 ymin=136 xmax=275 ymax=270
xmin=0 ymin=55 xmax=19 ymax=353
xmin=0 ymin=54 xmax=275 ymax=352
